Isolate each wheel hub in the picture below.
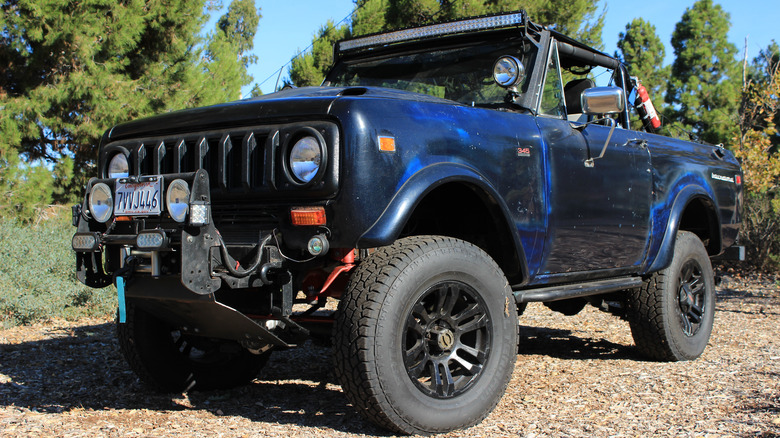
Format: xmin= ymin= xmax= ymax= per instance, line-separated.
xmin=430 ymin=326 xmax=455 ymax=351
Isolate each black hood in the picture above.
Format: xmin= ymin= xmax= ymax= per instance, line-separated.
xmin=106 ymin=86 xmax=454 ymax=142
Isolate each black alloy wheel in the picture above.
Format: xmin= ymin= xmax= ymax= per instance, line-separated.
xmin=403 ymin=281 xmax=492 ymax=398
xmin=677 ymin=259 xmax=706 ymax=337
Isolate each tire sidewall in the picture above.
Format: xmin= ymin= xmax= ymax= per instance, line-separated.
xmin=662 ymin=232 xmax=715 ymax=360
xmin=371 ymin=242 xmax=517 ymax=431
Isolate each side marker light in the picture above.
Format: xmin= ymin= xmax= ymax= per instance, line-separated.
xmin=379 ymin=136 xmax=396 ymax=152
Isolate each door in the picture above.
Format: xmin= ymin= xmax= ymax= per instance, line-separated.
xmin=535 ymin=39 xmax=652 ymax=277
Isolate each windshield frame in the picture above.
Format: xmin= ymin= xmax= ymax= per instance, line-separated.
xmin=324 ymin=30 xmax=538 ymax=110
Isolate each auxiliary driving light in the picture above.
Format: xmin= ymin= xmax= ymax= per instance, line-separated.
xmin=307 ymin=234 xmax=330 ymax=256
xmin=72 ymin=232 xmax=101 ymax=252
xmin=89 ymin=183 xmax=113 ymax=223
xmin=136 ymin=230 xmax=167 ymax=249
xmin=166 ymin=179 xmax=190 ymax=223
xmin=189 ymin=201 xmax=210 ymax=226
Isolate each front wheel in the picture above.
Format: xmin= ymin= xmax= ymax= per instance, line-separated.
xmin=628 ymin=231 xmax=716 ymax=361
xmin=333 ymin=236 xmax=518 ymax=434
xmin=117 ymin=303 xmax=271 ymax=392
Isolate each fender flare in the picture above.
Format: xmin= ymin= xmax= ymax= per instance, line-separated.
xmin=646 ymin=184 xmax=720 ymax=273
xmin=357 ymin=162 xmax=529 ymax=277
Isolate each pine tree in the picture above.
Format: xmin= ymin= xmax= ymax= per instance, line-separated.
xmin=0 ymin=0 xmax=260 ymax=214
xmin=665 ymin=0 xmax=739 ymax=145
xmin=200 ymin=0 xmax=262 ymax=103
xmin=289 ymin=21 xmax=350 ymax=88
xmin=615 ymin=18 xmax=668 ymax=100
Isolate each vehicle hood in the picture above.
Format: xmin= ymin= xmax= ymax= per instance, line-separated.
xmin=106 ymin=86 xmax=454 ymax=141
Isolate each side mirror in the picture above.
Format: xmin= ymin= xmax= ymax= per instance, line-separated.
xmin=581 ymin=87 xmax=625 ymax=115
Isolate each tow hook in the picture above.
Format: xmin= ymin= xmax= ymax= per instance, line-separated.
xmin=113 ymin=255 xmax=139 ymax=324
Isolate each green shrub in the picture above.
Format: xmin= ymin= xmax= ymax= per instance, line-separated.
xmin=0 ymin=207 xmax=115 ymax=328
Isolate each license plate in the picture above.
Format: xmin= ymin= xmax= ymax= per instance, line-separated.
xmin=115 ymin=177 xmax=162 ymax=216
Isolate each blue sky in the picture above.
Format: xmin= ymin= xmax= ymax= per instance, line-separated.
xmin=241 ymin=0 xmax=778 ymax=96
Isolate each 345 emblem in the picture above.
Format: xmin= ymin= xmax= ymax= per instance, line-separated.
xmin=516 ymin=147 xmax=531 ymax=157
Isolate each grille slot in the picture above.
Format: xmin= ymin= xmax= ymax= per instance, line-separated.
xmin=117 ymin=130 xmax=271 ymax=193
xmin=101 ymin=121 xmax=340 ymax=202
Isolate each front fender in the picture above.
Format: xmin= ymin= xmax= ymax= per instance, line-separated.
xmin=358 ymin=162 xmax=494 ymax=246
xmin=357 ymin=164 xmax=527 ymax=279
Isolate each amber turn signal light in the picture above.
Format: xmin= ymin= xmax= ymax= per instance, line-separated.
xmin=291 ymin=207 xmax=327 ymax=226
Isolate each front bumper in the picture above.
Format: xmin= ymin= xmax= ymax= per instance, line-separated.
xmin=73 ymin=169 xmax=319 ymax=346
xmin=73 ymin=169 xmax=229 ymax=294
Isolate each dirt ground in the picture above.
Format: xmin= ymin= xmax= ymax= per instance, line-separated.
xmin=1 ymin=271 xmax=779 ymax=437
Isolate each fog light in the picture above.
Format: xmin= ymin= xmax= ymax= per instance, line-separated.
xmin=72 ymin=232 xmax=100 ymax=251
xmin=137 ymin=231 xmax=166 ymax=249
xmin=307 ymin=234 xmax=330 ymax=256
xmin=190 ymin=202 xmax=210 ymax=226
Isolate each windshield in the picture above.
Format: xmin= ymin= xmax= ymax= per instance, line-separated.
xmin=326 ymin=40 xmax=529 ymax=106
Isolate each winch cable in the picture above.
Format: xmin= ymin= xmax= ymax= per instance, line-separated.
xmin=217 ymin=232 xmax=272 ymax=278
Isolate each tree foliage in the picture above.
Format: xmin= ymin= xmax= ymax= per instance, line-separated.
xmin=615 ymin=18 xmax=668 ymax=100
xmin=731 ymin=42 xmax=780 ymax=270
xmin=735 ymin=42 xmax=780 ymax=193
xmin=664 ymin=0 xmax=739 ymax=145
xmin=289 ymin=20 xmax=350 ymax=88
xmin=0 ymin=0 xmax=260 ymax=219
xmin=289 ymin=0 xmax=605 ymax=88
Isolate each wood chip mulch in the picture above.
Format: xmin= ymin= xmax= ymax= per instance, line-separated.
xmin=1 ymin=272 xmax=778 ymax=437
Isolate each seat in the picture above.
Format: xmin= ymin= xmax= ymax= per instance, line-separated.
xmin=563 ymin=78 xmax=595 ymax=123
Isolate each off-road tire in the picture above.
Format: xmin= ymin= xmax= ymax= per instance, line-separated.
xmin=117 ymin=303 xmax=270 ymax=392
xmin=628 ymin=231 xmax=715 ymax=361
xmin=333 ymin=236 xmax=518 ymax=435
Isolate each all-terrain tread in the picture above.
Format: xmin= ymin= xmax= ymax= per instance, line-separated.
xmin=627 ymin=271 xmax=675 ymax=361
xmin=332 ymin=236 xmax=516 ymax=435
xmin=627 ymin=231 xmax=713 ymax=362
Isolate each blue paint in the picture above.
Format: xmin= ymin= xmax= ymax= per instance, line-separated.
xmin=116 ymin=276 xmax=127 ymax=323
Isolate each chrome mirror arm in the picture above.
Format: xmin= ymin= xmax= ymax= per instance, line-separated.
xmin=584 ymin=117 xmax=616 ymax=168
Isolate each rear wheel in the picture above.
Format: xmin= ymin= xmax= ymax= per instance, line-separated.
xmin=333 ymin=236 xmax=518 ymax=434
xmin=117 ymin=303 xmax=270 ymax=391
xmin=628 ymin=231 xmax=715 ymax=361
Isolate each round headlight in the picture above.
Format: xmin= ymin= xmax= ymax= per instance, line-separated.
xmin=166 ymin=179 xmax=190 ymax=223
xmin=107 ymin=153 xmax=129 ymax=179
xmin=89 ymin=183 xmax=113 ymax=223
xmin=493 ymin=56 xmax=525 ymax=89
xmin=289 ymin=136 xmax=322 ymax=184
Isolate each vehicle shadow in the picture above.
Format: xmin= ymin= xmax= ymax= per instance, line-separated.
xmin=0 ymin=321 xmax=385 ymax=435
xmin=517 ymin=324 xmax=641 ymax=361
xmin=1 ymin=319 xmax=642 ymax=433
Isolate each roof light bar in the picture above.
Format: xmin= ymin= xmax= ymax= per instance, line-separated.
xmin=338 ymin=12 xmax=525 ymax=52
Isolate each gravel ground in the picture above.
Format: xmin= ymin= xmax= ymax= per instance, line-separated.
xmin=1 ymin=271 xmax=778 ymax=437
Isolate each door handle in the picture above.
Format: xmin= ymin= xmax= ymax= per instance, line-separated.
xmin=625 ymin=138 xmax=648 ymax=148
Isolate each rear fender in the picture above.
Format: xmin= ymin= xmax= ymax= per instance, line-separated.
xmin=647 ymin=185 xmax=720 ymax=273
